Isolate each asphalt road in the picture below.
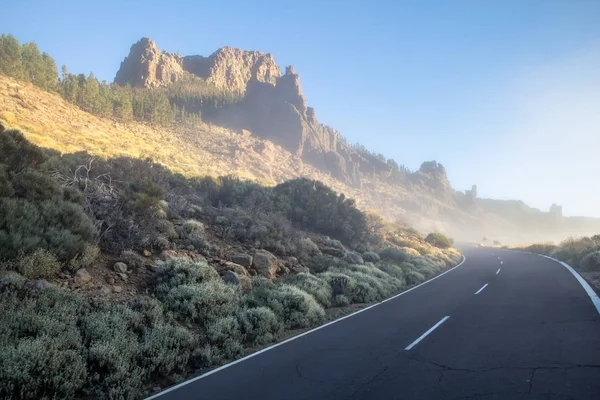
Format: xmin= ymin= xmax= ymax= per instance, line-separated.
xmin=149 ymin=247 xmax=600 ymax=400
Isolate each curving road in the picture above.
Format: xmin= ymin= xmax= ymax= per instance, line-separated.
xmin=148 ymin=247 xmax=600 ymax=400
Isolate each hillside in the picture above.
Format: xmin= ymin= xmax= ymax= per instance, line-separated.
xmin=0 ymin=74 xmax=476 ymax=235
xmin=2 ymin=34 xmax=600 ymax=244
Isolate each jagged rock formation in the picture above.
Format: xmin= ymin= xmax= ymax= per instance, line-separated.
xmin=114 ymin=38 xmax=184 ymax=88
xmin=409 ymin=161 xmax=456 ymax=203
xmin=115 ymin=38 xmax=280 ymax=94
xmin=114 ymin=38 xmax=386 ymax=185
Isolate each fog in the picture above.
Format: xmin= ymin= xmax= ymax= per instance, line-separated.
xmin=475 ymin=45 xmax=600 ymax=219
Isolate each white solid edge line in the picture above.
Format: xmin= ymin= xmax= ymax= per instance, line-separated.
xmin=496 ymin=268 xmax=501 ymax=275
xmin=145 ymin=255 xmax=467 ymax=399
xmin=475 ymin=283 xmax=488 ymax=295
xmin=507 ymin=249 xmax=600 ymax=315
xmin=536 ymin=254 xmax=600 ymax=315
xmin=404 ymin=316 xmax=450 ymax=351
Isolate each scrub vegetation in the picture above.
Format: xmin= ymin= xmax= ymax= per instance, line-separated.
xmin=0 ymin=127 xmax=461 ymax=399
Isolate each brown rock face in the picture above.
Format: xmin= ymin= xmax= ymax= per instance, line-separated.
xmin=113 ymin=38 xmax=376 ymax=185
xmin=115 ymin=39 xmax=280 ymax=94
xmin=114 ymin=38 xmax=184 ymax=88
xmin=253 ymin=249 xmax=278 ymax=279
xmin=184 ymin=47 xmax=280 ymax=94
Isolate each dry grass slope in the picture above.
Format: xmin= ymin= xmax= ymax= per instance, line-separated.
xmin=0 ymin=75 xmax=469 ymax=231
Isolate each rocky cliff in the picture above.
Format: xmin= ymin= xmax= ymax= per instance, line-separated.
xmin=115 ymin=38 xmax=280 ymax=93
xmin=114 ymin=38 xmax=393 ymax=186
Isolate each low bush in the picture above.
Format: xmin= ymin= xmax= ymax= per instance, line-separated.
xmin=238 ymin=307 xmax=283 ymax=345
xmin=16 ymin=248 xmax=62 ymax=279
xmin=0 ymin=278 xmax=200 ymax=400
xmin=67 ymin=243 xmax=100 ymax=272
xmin=160 ymin=281 xmax=240 ymax=324
xmin=283 ymin=273 xmax=333 ymax=307
xmin=424 ymin=232 xmax=453 ymax=249
xmin=375 ymin=262 xmax=405 ymax=282
xmin=204 ymin=316 xmax=243 ymax=359
xmin=580 ymin=250 xmax=600 ymax=271
xmin=362 ymin=251 xmax=380 ymax=263
xmin=119 ymin=249 xmax=145 ymax=270
xmin=0 ymin=197 xmax=96 ymax=262
xmin=245 ymin=277 xmax=325 ymax=329
xmin=153 ymin=257 xmax=219 ymax=296
xmin=378 ymin=246 xmax=419 ymax=263
xmin=305 ymin=254 xmax=350 ymax=274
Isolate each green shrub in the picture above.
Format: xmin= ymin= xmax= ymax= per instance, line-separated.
xmin=205 ymin=316 xmax=243 ymax=359
xmin=153 ymin=257 xmax=219 ymax=295
xmin=305 ymin=254 xmax=349 ymax=274
xmin=580 ymin=250 xmax=600 ymax=271
xmin=319 ymin=271 xmax=356 ymax=297
xmin=378 ymin=247 xmax=419 ymax=263
xmin=0 ymin=335 xmax=88 ymax=399
xmin=118 ymin=249 xmax=144 ymax=270
xmin=333 ymin=294 xmax=350 ymax=307
xmin=238 ymin=307 xmax=283 ymax=345
xmin=273 ymin=178 xmax=369 ymax=247
xmin=424 ymin=232 xmax=453 ymax=249
xmin=12 ymin=168 xmax=63 ymax=202
xmin=0 ymin=280 xmax=202 ymax=400
xmin=245 ymin=277 xmax=325 ymax=329
xmin=67 ymin=243 xmax=100 ymax=272
xmin=139 ymin=322 xmax=199 ymax=377
xmin=376 ymin=262 xmax=405 ymax=282
xmin=404 ymin=268 xmax=425 ymax=286
xmin=0 ymin=197 xmax=96 ymax=262
xmin=81 ymin=308 xmax=146 ymax=399
xmin=326 ymin=264 xmax=403 ymax=303
xmin=283 ymin=273 xmax=332 ymax=307
xmin=160 ymin=281 xmax=240 ymax=324
xmin=0 ymin=129 xmax=47 ymax=172
xmin=182 ymin=219 xmax=205 ymax=236
xmin=362 ymin=251 xmax=380 ymax=263
xmin=297 ymin=237 xmax=320 ymax=260
xmin=16 ymin=248 xmax=62 ymax=279
xmin=0 ymin=165 xmax=14 ymax=197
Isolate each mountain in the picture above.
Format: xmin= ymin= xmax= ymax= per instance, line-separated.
xmin=1 ymin=35 xmax=599 ymax=244
xmin=114 ymin=38 xmax=391 ymax=186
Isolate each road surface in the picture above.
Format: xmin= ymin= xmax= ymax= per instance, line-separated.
xmin=149 ymin=247 xmax=600 ymax=400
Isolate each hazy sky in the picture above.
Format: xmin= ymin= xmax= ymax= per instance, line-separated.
xmin=4 ymin=0 xmax=600 ymax=217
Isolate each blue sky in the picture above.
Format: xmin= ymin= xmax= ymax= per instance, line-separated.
xmin=4 ymin=0 xmax=600 ymax=217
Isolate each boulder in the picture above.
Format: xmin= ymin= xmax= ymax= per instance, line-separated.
xmin=223 ymin=271 xmax=240 ymax=285
xmin=113 ymin=262 xmax=128 ymax=273
xmin=74 ymin=269 xmax=92 ymax=285
xmin=113 ymin=285 xmax=123 ymax=294
xmin=345 ymin=252 xmax=364 ymax=265
xmin=231 ymin=253 xmax=253 ymax=268
xmin=253 ymin=249 xmax=278 ymax=279
xmin=143 ymin=250 xmax=152 ymax=257
xmin=223 ymin=271 xmax=253 ymax=294
xmin=223 ymin=261 xmax=249 ymax=276
xmin=238 ymin=275 xmax=253 ymax=294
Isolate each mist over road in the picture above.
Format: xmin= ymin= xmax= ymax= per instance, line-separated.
xmin=150 ymin=247 xmax=600 ymax=400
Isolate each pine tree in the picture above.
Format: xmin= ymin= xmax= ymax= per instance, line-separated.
xmin=20 ymin=42 xmax=44 ymax=86
xmin=0 ymin=34 xmax=23 ymax=78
